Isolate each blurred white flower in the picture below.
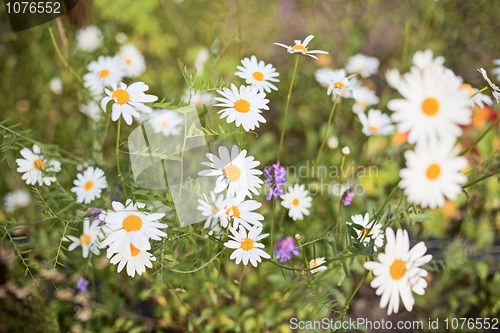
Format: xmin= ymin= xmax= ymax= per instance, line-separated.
xmin=78 ymin=100 xmax=103 ymax=122
xmin=194 ymin=47 xmax=209 ymax=75
xmin=352 ymin=87 xmax=379 ymax=114
xmin=385 ymin=68 xmax=401 ymax=89
xmin=118 ymin=44 xmax=146 ymax=78
xmin=49 ymin=76 xmax=63 ymax=95
xmin=412 ymin=49 xmax=444 ymax=72
xmin=76 ymin=26 xmax=103 ymax=52
xmin=346 ymin=53 xmax=379 ymax=78
xmin=3 ymin=190 xmax=31 ymax=214
xmin=358 ymin=109 xmax=394 ymax=136
xmin=115 ymin=32 xmax=127 ymax=44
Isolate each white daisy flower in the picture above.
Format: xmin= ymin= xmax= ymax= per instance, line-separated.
xmin=460 ymin=83 xmax=492 ymax=108
xmin=16 ymin=145 xmax=61 ymax=186
xmin=107 ymin=244 xmax=156 ymax=278
xmin=118 ymin=44 xmax=146 ymax=78
xmin=115 ymin=32 xmax=127 ymax=44
xmin=184 ymin=89 xmax=214 ymax=108
xmin=63 ymin=219 xmax=101 ymax=258
xmin=346 ymin=213 xmax=384 ymax=249
xmin=100 ymin=200 xmax=167 ymax=257
xmin=101 ymin=82 xmax=158 ymax=125
xmin=324 ymin=69 xmax=356 ymax=97
xmin=71 ymin=167 xmax=107 ymax=204
xmin=399 ymin=140 xmax=468 ymax=209
xmin=78 ymin=100 xmax=103 ymax=122
xmin=385 ymin=68 xmax=401 ymax=89
xmin=198 ymin=145 xmax=263 ymax=199
xmin=364 ymin=227 xmax=432 ymax=315
xmin=388 ymin=67 xmax=471 ymax=146
xmin=352 ymin=87 xmax=380 ymax=114
xmin=194 ymin=47 xmax=209 ymax=75
xmin=280 ymin=184 xmax=312 ymax=221
xmin=3 ymin=190 xmax=31 ymax=214
xmin=214 ymin=84 xmax=269 ymax=131
xmin=309 ymin=257 xmax=327 ymax=274
xmin=49 ymin=77 xmax=63 ymax=95
xmin=224 ymin=226 xmax=270 ymax=267
xmin=216 ymin=196 xmax=264 ymax=230
xmin=274 ymin=35 xmax=328 ymax=60
xmin=149 ymin=110 xmax=183 ymax=137
xmin=197 ymin=191 xmax=227 ymax=235
xmin=83 ymin=56 xmax=126 ymax=96
xmin=76 ymin=26 xmax=103 ymax=52
xmin=358 ymin=109 xmax=394 ymax=136
xmin=346 ymin=53 xmax=380 ymax=78
xmin=478 ymin=68 xmax=500 ymax=103
xmin=412 ymin=49 xmax=445 ymax=72
xmin=235 ymin=55 xmax=280 ymax=93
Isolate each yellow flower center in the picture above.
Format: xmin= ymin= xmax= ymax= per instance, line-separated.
xmin=234 ymin=99 xmax=250 ymax=113
xmin=241 ymin=238 xmax=254 ymax=251
xmin=292 ymin=198 xmax=299 ymax=206
xmin=112 ymin=89 xmax=130 ymax=105
xmin=125 ymin=59 xmax=132 ymax=65
xmin=161 ymin=121 xmax=169 ymax=127
xmin=84 ymin=181 xmax=94 ymax=191
xmin=311 ymin=260 xmax=318 ymax=268
xmin=369 ymin=126 xmax=378 ymax=132
xmin=122 ymin=215 xmax=143 ymax=232
xmin=421 ymin=98 xmax=439 ymax=116
xmin=459 ymin=83 xmax=474 ymax=96
xmin=225 ymin=205 xmax=240 ymax=218
xmin=79 ymin=235 xmax=91 ymax=244
xmin=390 ymin=259 xmax=406 ymax=280
xmin=426 ymin=163 xmax=441 ymax=180
xmin=361 ymin=229 xmax=371 ymax=237
xmin=33 ymin=159 xmax=45 ymax=171
xmin=292 ymin=44 xmax=307 ymax=54
xmin=334 ymin=82 xmax=345 ymax=90
xmin=224 ymin=165 xmax=241 ymax=181
xmin=252 ymin=71 xmax=264 ymax=81
xmin=99 ymin=69 xmax=110 ymax=78
xmin=130 ymin=244 xmax=140 ymax=257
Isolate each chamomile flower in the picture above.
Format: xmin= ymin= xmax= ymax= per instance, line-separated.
xmin=478 ymin=68 xmax=500 ymax=102
xmin=358 ymin=109 xmax=394 ymax=136
xmin=224 ymin=226 xmax=270 ymax=267
xmin=309 ymin=257 xmax=327 ymax=274
xmin=3 ymin=190 xmax=31 ymax=214
xmin=197 ymin=191 xmax=227 ymax=235
xmin=184 ymin=89 xmax=213 ymax=108
xmin=364 ymin=227 xmax=432 ymax=315
xmin=412 ymin=49 xmax=445 ymax=72
xmin=352 ymin=87 xmax=380 ymax=114
xmin=76 ymin=26 xmax=103 ymax=52
xmin=16 ymin=145 xmax=61 ymax=186
xmin=149 ymin=110 xmax=183 ymax=137
xmin=71 ymin=167 xmax=107 ymax=204
xmin=280 ymin=184 xmax=312 ymax=221
xmin=460 ymin=83 xmax=492 ymax=108
xmin=325 ymin=69 xmax=356 ymax=97
xmin=214 ymin=84 xmax=269 ymax=131
xmin=386 ymin=68 xmax=401 ymax=89
xmin=107 ymin=244 xmax=156 ymax=278
xmin=194 ymin=47 xmax=209 ymax=75
xmin=346 ymin=213 xmax=384 ymax=249
xmin=493 ymin=59 xmax=500 ymax=80
xmin=388 ymin=67 xmax=471 ymax=146
xmin=83 ymin=56 xmax=126 ymax=96
xmin=274 ymin=35 xmax=328 ymax=60
xmin=216 ymin=196 xmax=264 ymax=230
xmin=101 ymin=82 xmax=158 ymax=125
xmin=63 ymin=219 xmax=101 ymax=258
xmin=118 ymin=44 xmax=146 ymax=78
xmin=78 ymin=100 xmax=103 ymax=121
xmin=235 ymin=56 xmax=280 ymax=93
xmin=198 ymin=145 xmax=263 ymax=199
xmin=399 ymin=140 xmax=467 ymax=209
xmin=49 ymin=77 xmax=63 ymax=95
xmin=346 ymin=53 xmax=380 ymax=78
xmin=100 ymin=200 xmax=167 ymax=257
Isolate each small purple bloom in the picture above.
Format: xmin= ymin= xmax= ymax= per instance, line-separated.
xmin=264 ymin=162 xmax=287 ymax=201
xmin=274 ymin=236 xmax=300 ymax=263
xmin=89 ymin=208 xmax=104 ymax=225
xmin=76 ymin=277 xmax=89 ymax=294
xmin=342 ymin=188 xmax=355 ymax=206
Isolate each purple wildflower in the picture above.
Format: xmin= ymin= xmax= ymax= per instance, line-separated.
xmin=274 ymin=235 xmax=300 ymax=263
xmin=264 ymin=162 xmax=286 ymax=201
xmin=76 ymin=277 xmax=89 ymax=294
xmin=342 ymin=188 xmax=355 ymax=206
xmin=89 ymin=208 xmax=104 ymax=225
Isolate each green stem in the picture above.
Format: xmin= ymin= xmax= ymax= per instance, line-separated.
xmin=470 ymin=86 xmax=488 ymax=99
xmin=340 ymin=270 xmax=369 ymax=323
xmin=277 ymin=55 xmax=300 ymax=161
xmin=235 ymin=264 xmax=247 ymax=332
xmin=335 ymin=155 xmax=346 ymax=242
xmin=236 ymin=0 xmax=242 ymax=59
xmin=48 ymin=27 xmax=83 ymax=83
xmin=312 ymin=94 xmax=339 ymax=173
xmin=460 ymin=112 xmax=500 ymax=156
xmin=115 ymin=118 xmax=127 ymax=192
xmin=462 ymin=167 xmax=500 ymax=189
xmin=239 ymin=126 xmax=243 ymax=149
xmin=270 ymin=200 xmax=277 ymax=259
